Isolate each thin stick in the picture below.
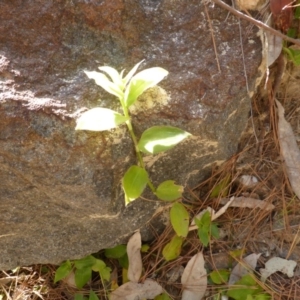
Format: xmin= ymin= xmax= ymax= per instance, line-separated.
xmin=204 ymin=3 xmax=222 ymax=73
xmin=211 ymin=0 xmax=300 ymax=47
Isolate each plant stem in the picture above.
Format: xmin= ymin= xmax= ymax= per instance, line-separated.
xmin=121 ymin=99 xmax=156 ymax=193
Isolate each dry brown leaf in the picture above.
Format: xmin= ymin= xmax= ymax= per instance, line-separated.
xmin=127 ymin=230 xmax=142 ymax=283
xmin=229 ymin=253 xmax=261 ymax=285
xmin=181 ymin=252 xmax=207 ymax=300
xmin=219 ymin=197 xmax=275 ymax=211
xmin=276 ymin=100 xmax=300 ymax=199
xmin=110 ymin=279 xmax=163 ymax=300
xmin=260 ymin=257 xmax=297 ymax=282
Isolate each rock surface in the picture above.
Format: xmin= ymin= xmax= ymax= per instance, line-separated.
xmin=0 ymin=0 xmax=263 ymax=269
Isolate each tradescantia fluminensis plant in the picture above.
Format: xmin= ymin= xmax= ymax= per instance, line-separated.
xmin=76 ymin=60 xmax=191 ymax=205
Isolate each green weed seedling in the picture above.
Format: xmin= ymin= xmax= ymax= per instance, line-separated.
xmin=195 ymin=210 xmax=220 ymax=247
xmin=210 ymin=271 xmax=271 ymax=300
xmin=74 ymin=291 xmax=99 ymax=300
xmin=54 ymin=255 xmax=111 ymax=290
xmin=76 ymin=61 xmax=191 ymax=205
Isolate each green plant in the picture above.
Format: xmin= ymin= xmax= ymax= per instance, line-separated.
xmin=76 ymin=61 xmax=191 ymax=205
xmin=194 ymin=210 xmax=220 ymax=247
xmin=54 ymin=255 xmax=111 ymax=289
xmin=74 ymin=291 xmax=99 ymax=300
xmin=209 ymin=272 xmax=271 ymax=300
xmin=283 ymin=0 xmax=300 ymax=65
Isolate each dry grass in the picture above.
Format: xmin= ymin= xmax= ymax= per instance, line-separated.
xmin=2 ymin=68 xmax=300 ymax=299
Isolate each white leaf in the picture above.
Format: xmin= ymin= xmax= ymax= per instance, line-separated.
xmin=277 ymin=100 xmax=300 ymax=200
xmin=75 ymin=107 xmax=128 ymax=131
xmin=260 ymin=257 xmax=297 ymax=282
xmin=110 ymin=279 xmax=163 ymax=300
xmin=228 ymin=253 xmax=261 ymax=285
xmin=265 ymin=32 xmax=283 ymax=67
xmin=84 ymin=70 xmax=123 ymax=98
xmin=124 ymin=67 xmax=169 ymax=107
xmin=123 ymin=60 xmax=145 ymax=86
xmin=98 ymin=66 xmax=123 ymax=89
xmin=127 ymin=231 xmax=142 ymax=283
xmin=181 ymin=252 xmax=207 ymax=300
xmin=219 ymin=197 xmax=275 ymax=211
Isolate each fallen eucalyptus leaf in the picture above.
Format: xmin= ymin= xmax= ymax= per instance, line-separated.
xmin=276 ymin=100 xmax=300 ymax=200
xmin=219 ymin=197 xmax=275 ymax=211
xmin=181 ymin=252 xmax=207 ymax=300
xmin=260 ymin=257 xmax=297 ymax=282
xmin=127 ymin=231 xmax=142 ymax=283
xmin=110 ymin=279 xmax=163 ymax=300
xmin=229 ymin=253 xmax=261 ymax=285
xmin=265 ymin=32 xmax=283 ymax=67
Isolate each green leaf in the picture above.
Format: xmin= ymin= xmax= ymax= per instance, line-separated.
xmin=210 ymin=269 xmax=230 ymax=284
xmin=105 ymin=245 xmax=127 ymax=259
xmin=162 ymin=235 xmax=184 ymax=261
xmin=54 ymin=260 xmax=72 ymax=283
xmin=155 ymin=180 xmax=183 ymax=201
xmin=195 ymin=211 xmax=219 ymax=246
xmin=170 ymin=202 xmax=189 ymax=237
xmin=138 ymin=126 xmax=191 ymax=154
xmin=75 ymin=266 xmax=92 ymax=289
xmin=84 ymin=71 xmax=123 ymax=99
xmin=154 ymin=293 xmax=172 ymax=300
xmin=89 ymin=291 xmax=100 ymax=300
xmin=210 ymin=174 xmax=231 ymax=198
xmin=118 ymin=254 xmax=129 ymax=269
xmin=255 ymin=294 xmax=271 ymax=300
xmin=227 ymin=274 xmax=263 ymax=300
xmin=74 ymin=255 xmax=97 ymax=269
xmin=75 ymin=108 xmax=128 ymax=131
xmin=211 ymin=223 xmax=220 ymax=239
xmin=92 ymin=259 xmax=111 ymax=282
xmin=124 ymin=67 xmax=168 ymax=107
xmin=141 ymin=244 xmax=150 ymax=253
xmin=98 ymin=66 xmax=123 ymax=89
xmin=91 ymin=259 xmax=106 ymax=272
xmin=287 ymin=28 xmax=297 ymax=38
xmin=283 ymin=47 xmax=300 ymax=66
xmin=74 ymin=294 xmax=87 ymax=300
xmin=123 ymin=60 xmax=144 ymax=86
xmin=295 ymin=6 xmax=300 ymax=19
xmin=122 ymin=165 xmax=149 ymax=204
xmin=100 ymin=266 xmax=112 ymax=282
xmin=198 ymin=227 xmax=209 ymax=247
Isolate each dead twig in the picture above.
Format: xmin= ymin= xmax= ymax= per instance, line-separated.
xmin=211 ymin=0 xmax=300 ymax=47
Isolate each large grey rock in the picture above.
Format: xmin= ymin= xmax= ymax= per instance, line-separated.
xmin=0 ymin=0 xmax=263 ymax=269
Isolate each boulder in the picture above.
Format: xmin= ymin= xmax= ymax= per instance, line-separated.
xmin=0 ymin=0 xmax=263 ymax=269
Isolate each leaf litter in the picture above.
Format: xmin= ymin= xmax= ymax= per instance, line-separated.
xmin=127 ymin=230 xmax=142 ymax=283
xmin=181 ymin=252 xmax=207 ymax=300
xmin=276 ymin=99 xmax=300 ymax=200
xmin=228 ymin=253 xmax=261 ymax=285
